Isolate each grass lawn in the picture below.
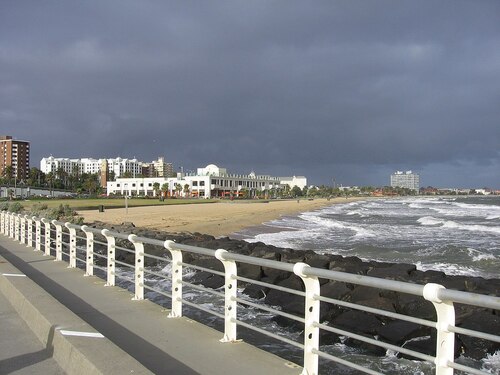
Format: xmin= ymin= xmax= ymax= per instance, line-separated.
xmin=20 ymin=198 xmax=219 ymax=211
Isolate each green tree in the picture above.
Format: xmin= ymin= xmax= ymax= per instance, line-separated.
xmin=28 ymin=167 xmax=44 ymax=187
xmin=81 ymin=173 xmax=100 ymax=195
xmin=175 ymin=183 xmax=182 ymax=197
xmin=56 ymin=167 xmax=69 ymax=189
xmin=161 ymin=182 xmax=169 ymax=197
xmin=3 ymin=165 xmax=13 ymax=185
xmin=46 ymin=172 xmax=55 ymax=192
xmin=291 ymin=185 xmax=303 ymax=197
xmin=153 ymin=182 xmax=160 ymax=196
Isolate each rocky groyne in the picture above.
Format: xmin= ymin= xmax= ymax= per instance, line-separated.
xmin=87 ymin=221 xmax=500 ymax=361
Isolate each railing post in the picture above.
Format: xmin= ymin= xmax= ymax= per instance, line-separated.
xmin=14 ymin=213 xmax=20 ymax=241
xmin=41 ymin=218 xmax=51 ymax=256
xmin=65 ymin=223 xmax=77 ymax=268
xmin=4 ymin=211 xmax=8 ymax=235
xmin=101 ymin=229 xmax=116 ymax=286
xmin=2 ymin=211 xmax=7 ymax=234
xmin=81 ymin=226 xmax=94 ymax=276
xmin=215 ymin=249 xmax=238 ymax=343
xmin=128 ymin=234 xmax=144 ymax=301
xmin=164 ymin=240 xmax=183 ymax=318
xmin=20 ymin=214 xmax=26 ymax=244
xmin=0 ymin=211 xmax=5 ymax=234
xmin=26 ymin=215 xmax=33 ymax=247
xmin=294 ymin=262 xmax=320 ymax=375
xmin=34 ymin=217 xmax=41 ymax=252
xmin=423 ymin=283 xmax=455 ymax=375
xmin=9 ymin=212 xmax=15 ymax=238
xmin=52 ymin=220 xmax=63 ymax=261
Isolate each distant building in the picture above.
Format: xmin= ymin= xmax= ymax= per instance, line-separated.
xmin=143 ymin=157 xmax=174 ymax=178
xmin=0 ymin=135 xmax=30 ymax=181
xmin=106 ymin=164 xmax=307 ymax=199
xmin=390 ymin=170 xmax=420 ymax=191
xmin=40 ymin=156 xmax=143 ymax=178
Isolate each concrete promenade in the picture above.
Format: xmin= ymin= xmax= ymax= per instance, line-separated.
xmin=0 ymin=235 xmax=301 ymax=375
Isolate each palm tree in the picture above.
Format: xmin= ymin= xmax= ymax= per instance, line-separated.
xmin=56 ymin=167 xmax=69 ymax=189
xmin=153 ymin=182 xmax=160 ymax=197
xmin=161 ymin=182 xmax=169 ymax=198
xmin=183 ymin=184 xmax=190 ymax=198
xmin=46 ymin=172 xmax=55 ymax=194
xmin=175 ymin=183 xmax=182 ymax=197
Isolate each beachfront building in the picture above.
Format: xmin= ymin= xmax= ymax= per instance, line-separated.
xmin=0 ymin=135 xmax=30 ymax=181
xmin=106 ymin=164 xmax=307 ymax=199
xmin=390 ymin=170 xmax=420 ymax=191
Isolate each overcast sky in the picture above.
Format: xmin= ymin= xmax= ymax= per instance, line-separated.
xmin=1 ymin=1 xmax=499 ymax=188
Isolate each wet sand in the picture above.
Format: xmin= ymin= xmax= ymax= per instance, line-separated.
xmin=79 ymin=197 xmax=365 ymax=237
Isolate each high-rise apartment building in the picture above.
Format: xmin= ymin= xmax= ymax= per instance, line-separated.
xmin=145 ymin=157 xmax=174 ymax=177
xmin=0 ymin=135 xmax=30 ymax=181
xmin=390 ymin=170 xmax=420 ymax=191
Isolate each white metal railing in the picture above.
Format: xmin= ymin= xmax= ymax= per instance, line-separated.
xmin=1 ymin=210 xmax=499 ymax=375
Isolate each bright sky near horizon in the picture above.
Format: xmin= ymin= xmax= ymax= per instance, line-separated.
xmin=1 ymin=1 xmax=499 ymax=188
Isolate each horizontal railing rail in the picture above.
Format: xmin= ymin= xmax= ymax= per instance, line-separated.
xmin=1 ymin=210 xmax=499 ymax=375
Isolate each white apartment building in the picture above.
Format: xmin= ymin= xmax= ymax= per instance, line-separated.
xmin=390 ymin=170 xmax=420 ymax=191
xmin=40 ymin=156 xmax=142 ymax=178
xmin=107 ymin=164 xmax=307 ymax=198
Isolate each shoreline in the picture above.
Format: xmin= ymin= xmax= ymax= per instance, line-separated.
xmin=78 ymin=197 xmax=366 ymax=237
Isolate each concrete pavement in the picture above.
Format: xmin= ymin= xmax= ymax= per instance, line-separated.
xmin=0 ymin=289 xmax=64 ymax=374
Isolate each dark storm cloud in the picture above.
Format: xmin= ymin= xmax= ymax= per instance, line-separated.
xmin=1 ymin=1 xmax=499 ymax=187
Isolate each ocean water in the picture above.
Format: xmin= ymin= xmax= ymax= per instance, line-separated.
xmin=235 ymin=196 xmax=500 ymax=279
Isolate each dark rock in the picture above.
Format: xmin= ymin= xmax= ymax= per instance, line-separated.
xmin=191 ymin=271 xmax=225 ymax=289
xmin=395 ymin=293 xmax=436 ymax=321
xmin=191 ymin=258 xmax=224 ymax=273
xmin=344 ymin=335 xmax=387 ymax=356
xmin=304 ymin=253 xmax=331 ymax=269
xmin=319 ymin=329 xmax=341 ymax=346
xmin=329 ymin=256 xmax=370 ymax=275
xmin=321 ymin=281 xmax=351 ymax=301
xmin=356 ymin=297 xmax=396 ymax=315
xmin=237 ymin=262 xmax=262 ymax=280
xmin=348 ymin=286 xmax=382 ymax=303
xmin=399 ymin=336 xmax=435 ymax=359
xmin=367 ymin=263 xmax=417 ymax=280
xmin=458 ymin=310 xmax=500 ymax=360
xmin=271 ymin=314 xmax=303 ymax=331
xmin=332 ymin=310 xmax=382 ymax=336
xmin=242 ymin=283 xmax=267 ymax=299
xmin=410 ymin=269 xmax=446 ymax=285
xmin=265 ymin=275 xmax=304 ymax=307
xmin=378 ymin=321 xmax=430 ymax=345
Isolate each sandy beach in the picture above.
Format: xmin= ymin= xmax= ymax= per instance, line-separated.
xmin=79 ymin=197 xmax=365 ymax=237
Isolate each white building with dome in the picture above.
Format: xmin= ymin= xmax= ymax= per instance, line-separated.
xmin=106 ymin=164 xmax=307 ymax=198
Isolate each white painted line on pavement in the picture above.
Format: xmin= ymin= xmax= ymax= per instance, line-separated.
xmin=1 ymin=273 xmax=27 ymax=277
xmin=59 ymin=330 xmax=105 ymax=338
